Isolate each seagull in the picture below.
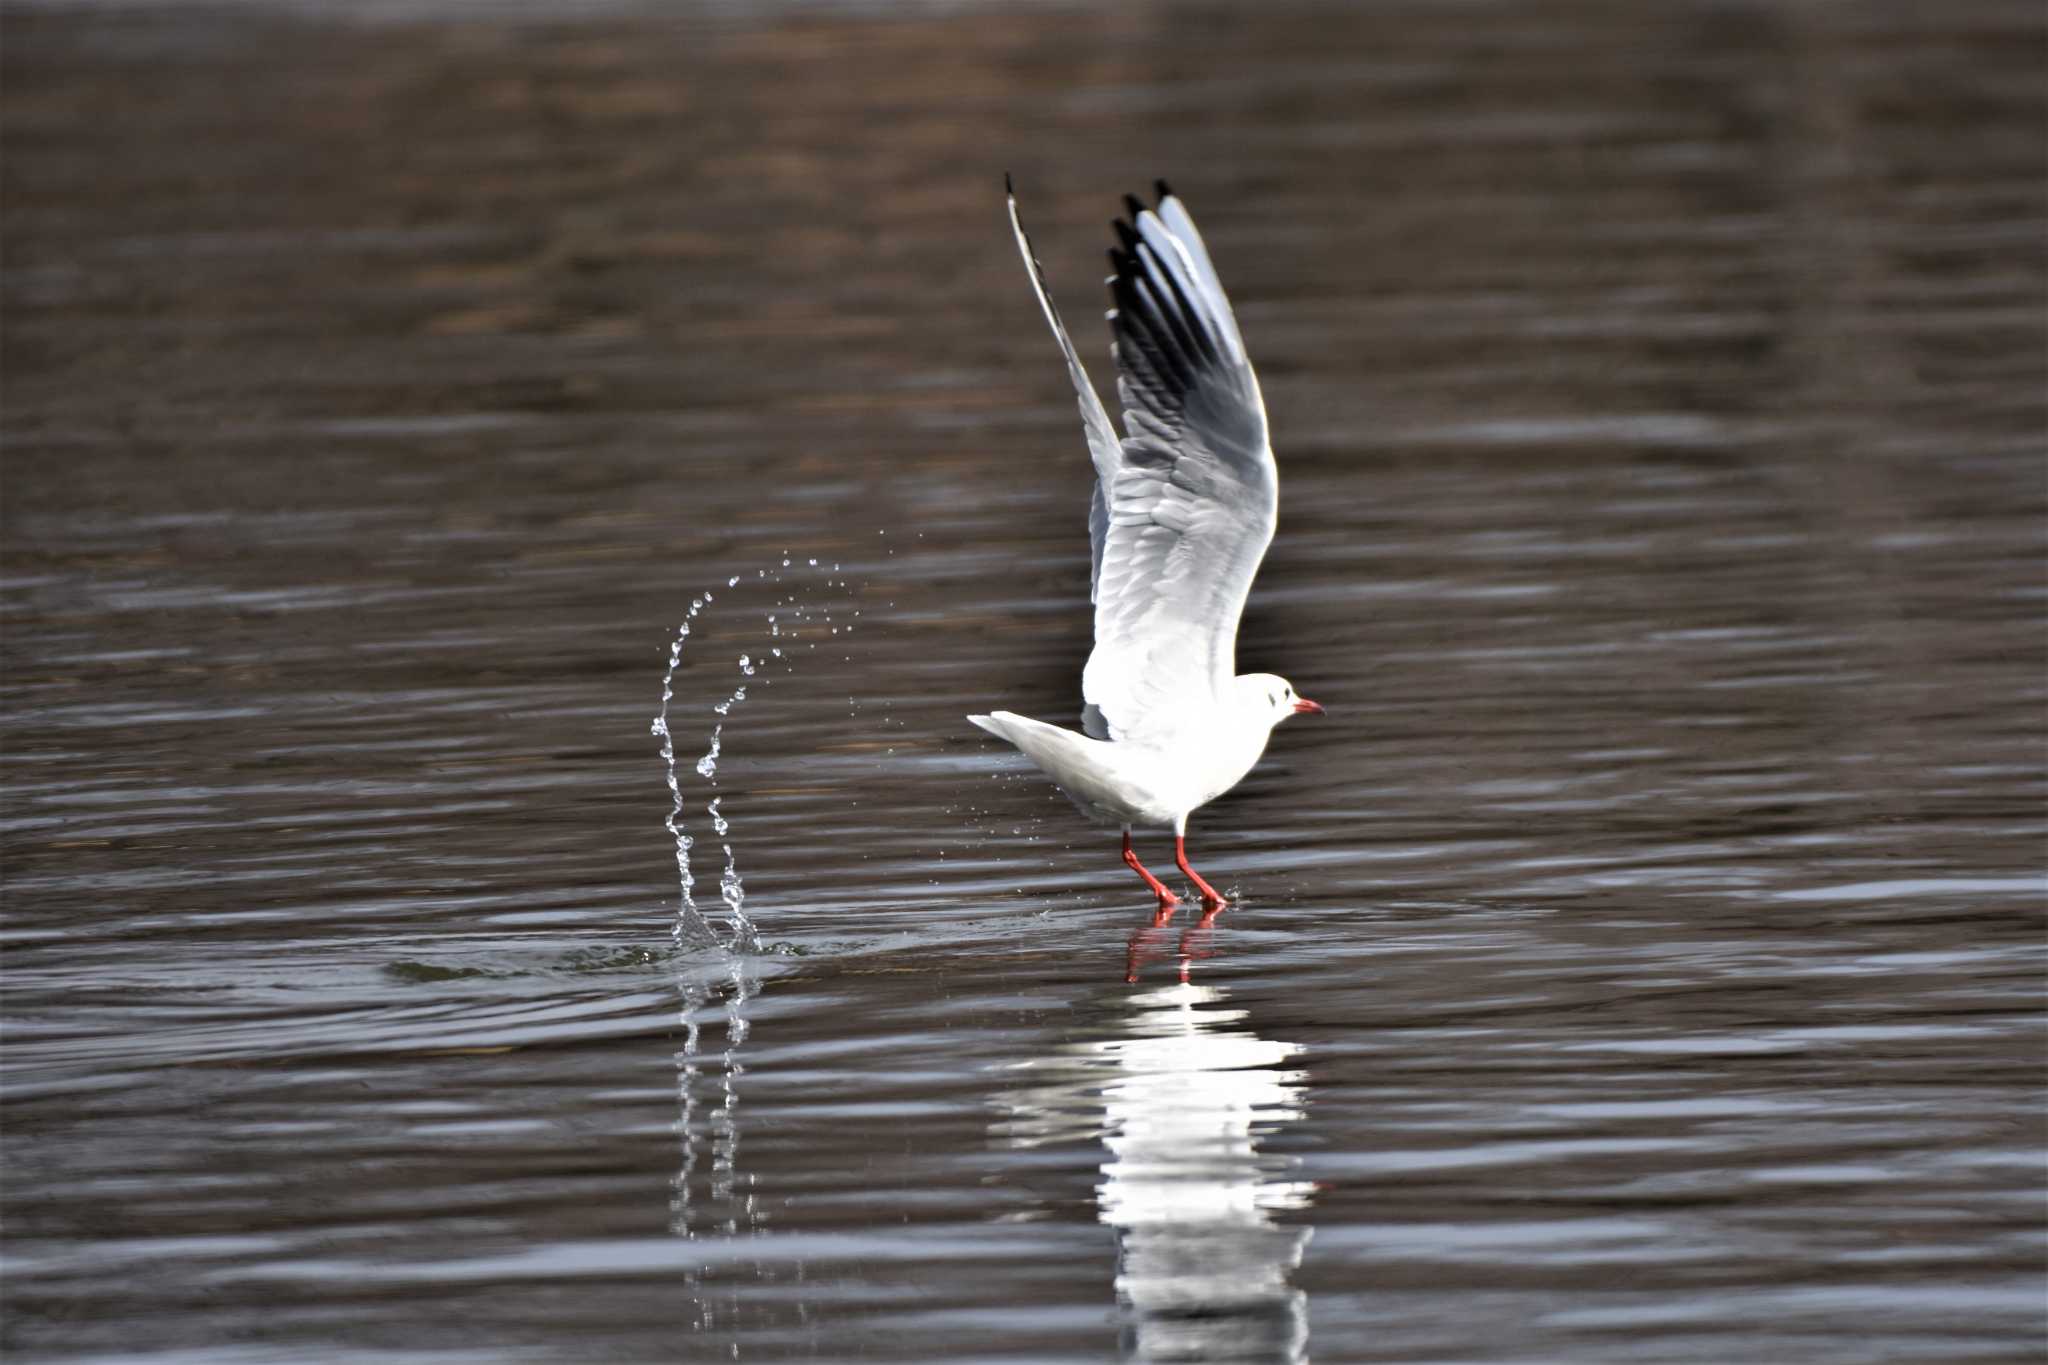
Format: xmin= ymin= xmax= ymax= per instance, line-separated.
xmin=970 ymin=178 xmax=1322 ymax=915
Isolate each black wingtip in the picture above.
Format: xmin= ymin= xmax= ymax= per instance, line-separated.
xmin=1122 ymin=193 xmax=1147 ymax=223
xmin=1004 ymin=170 xmax=1015 ymax=196
xmin=1111 ymin=218 xmax=1141 ymax=253
xmin=1154 ymin=178 xmax=1174 ymax=203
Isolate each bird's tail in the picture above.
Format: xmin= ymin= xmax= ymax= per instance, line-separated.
xmin=967 ymin=710 xmax=1112 ymax=786
xmin=968 ymin=711 xmax=1038 ymax=750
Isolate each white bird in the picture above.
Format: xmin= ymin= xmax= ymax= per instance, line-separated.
xmin=970 ymin=178 xmax=1322 ymax=915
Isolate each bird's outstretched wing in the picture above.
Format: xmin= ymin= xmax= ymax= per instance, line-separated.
xmin=1006 ymin=177 xmax=1121 ymax=610
xmin=1083 ymin=183 xmax=1275 ymax=742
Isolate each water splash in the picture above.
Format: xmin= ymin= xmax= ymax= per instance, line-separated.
xmin=708 ymin=796 xmax=743 ymax=919
xmin=657 ymin=549 xmax=882 ymax=1333
xmin=652 ymin=590 xmax=765 ymax=950
xmin=652 ymin=554 xmax=864 ymax=953
xmin=651 ymin=594 xmax=715 ymax=946
xmin=698 ymin=664 xmax=752 ymax=930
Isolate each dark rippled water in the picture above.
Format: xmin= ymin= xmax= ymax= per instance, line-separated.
xmin=4 ymin=1 xmax=2044 ymax=1360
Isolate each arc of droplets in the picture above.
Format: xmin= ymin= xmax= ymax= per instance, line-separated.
xmin=652 ymin=584 xmax=762 ymax=953
xmin=651 ymin=593 xmax=713 ymax=947
xmin=651 ymin=552 xmax=847 ymax=953
xmin=698 ymin=649 xmax=755 ymax=939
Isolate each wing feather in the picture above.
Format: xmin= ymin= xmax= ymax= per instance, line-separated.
xmin=1084 ymin=184 xmax=1276 ymax=742
xmin=1005 ymin=179 xmax=1277 ymax=746
xmin=1005 ymin=178 xmax=1121 ymax=613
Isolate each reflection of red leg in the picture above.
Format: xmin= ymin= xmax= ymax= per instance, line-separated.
xmin=1132 ymin=904 xmax=1229 ymax=986
xmin=1123 ymin=831 xmax=1180 ymax=911
xmin=1124 ymin=923 xmax=1166 ymax=984
xmin=1175 ymin=835 xmax=1226 ymax=910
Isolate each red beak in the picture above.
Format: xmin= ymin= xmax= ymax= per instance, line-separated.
xmin=1292 ymin=697 xmax=1325 ymax=716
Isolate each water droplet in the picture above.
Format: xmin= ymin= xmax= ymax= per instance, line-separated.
xmin=738 ymin=655 xmax=754 ymax=676
xmin=727 ymin=575 xmax=739 ymax=587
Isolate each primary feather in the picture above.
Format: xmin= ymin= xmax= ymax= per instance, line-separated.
xmin=1090 ymin=185 xmax=1277 ymax=743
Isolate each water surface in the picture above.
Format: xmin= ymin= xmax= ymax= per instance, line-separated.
xmin=4 ymin=1 xmax=2044 ymax=1360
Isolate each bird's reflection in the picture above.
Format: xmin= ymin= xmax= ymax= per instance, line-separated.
xmin=1124 ymin=905 xmax=1225 ymax=985
xmin=995 ymin=941 xmax=1315 ymax=1362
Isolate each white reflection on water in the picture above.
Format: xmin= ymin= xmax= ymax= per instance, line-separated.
xmin=669 ymin=949 xmax=770 ymax=1343
xmin=996 ymin=960 xmax=1315 ymax=1362
xmin=672 ymin=952 xmax=760 ymax=1241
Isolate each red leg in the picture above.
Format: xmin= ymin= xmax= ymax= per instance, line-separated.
xmin=1175 ymin=834 xmax=1226 ymax=911
xmin=1123 ymin=831 xmax=1180 ymax=912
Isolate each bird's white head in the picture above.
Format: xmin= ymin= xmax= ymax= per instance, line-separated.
xmin=1236 ymin=673 xmax=1325 ymax=730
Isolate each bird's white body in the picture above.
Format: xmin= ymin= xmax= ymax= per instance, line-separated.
xmin=971 ymin=674 xmax=1304 ymax=833
xmin=970 ymin=709 xmax=1265 ymax=830
xmin=971 ymin=181 xmax=1319 ymax=903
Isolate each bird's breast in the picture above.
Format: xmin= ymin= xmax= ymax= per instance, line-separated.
xmin=1132 ymin=716 xmax=1270 ymax=811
